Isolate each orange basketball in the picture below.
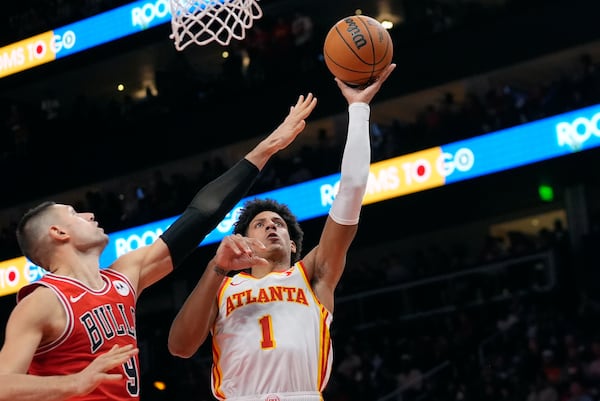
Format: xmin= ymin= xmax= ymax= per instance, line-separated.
xmin=323 ymin=15 xmax=393 ymax=87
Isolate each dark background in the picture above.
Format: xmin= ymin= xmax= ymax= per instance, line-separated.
xmin=2 ymin=0 xmax=600 ymax=399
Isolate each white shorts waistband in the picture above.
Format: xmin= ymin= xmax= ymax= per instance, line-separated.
xmin=222 ymin=391 xmax=322 ymax=401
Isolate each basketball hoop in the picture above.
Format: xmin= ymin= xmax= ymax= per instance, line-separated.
xmin=169 ymin=0 xmax=263 ymax=50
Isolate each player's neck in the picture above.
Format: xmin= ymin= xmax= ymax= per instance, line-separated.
xmin=251 ymin=261 xmax=289 ymax=278
xmin=49 ymin=253 xmax=103 ymax=288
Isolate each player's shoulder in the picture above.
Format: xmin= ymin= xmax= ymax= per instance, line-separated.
xmin=17 ymin=279 xmax=53 ymax=302
xmin=14 ymin=284 xmax=61 ymax=320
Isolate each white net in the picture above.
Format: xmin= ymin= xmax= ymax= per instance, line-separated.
xmin=169 ymin=0 xmax=263 ymax=50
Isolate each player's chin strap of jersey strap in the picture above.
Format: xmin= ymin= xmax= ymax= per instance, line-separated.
xmin=160 ymin=159 xmax=259 ymax=268
xmin=329 ymin=102 xmax=370 ymax=226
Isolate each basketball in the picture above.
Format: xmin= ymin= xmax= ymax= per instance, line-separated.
xmin=323 ymin=15 xmax=393 ymax=87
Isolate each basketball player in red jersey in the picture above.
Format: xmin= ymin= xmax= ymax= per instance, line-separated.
xmin=168 ymin=63 xmax=396 ymax=401
xmin=0 ymin=93 xmax=317 ymax=401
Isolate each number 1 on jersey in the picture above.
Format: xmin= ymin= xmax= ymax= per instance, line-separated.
xmin=258 ymin=315 xmax=276 ymax=349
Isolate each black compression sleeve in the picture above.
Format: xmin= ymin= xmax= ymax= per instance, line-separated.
xmin=160 ymin=158 xmax=259 ymax=267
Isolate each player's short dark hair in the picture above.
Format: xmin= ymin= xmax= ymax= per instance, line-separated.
xmin=233 ymin=198 xmax=304 ymax=263
xmin=16 ymin=201 xmax=56 ymax=267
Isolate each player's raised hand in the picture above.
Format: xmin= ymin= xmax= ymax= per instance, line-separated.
xmin=72 ymin=344 xmax=138 ymax=396
xmin=268 ymin=93 xmax=318 ymax=151
xmin=336 ymin=63 xmax=396 ymax=105
xmin=245 ymin=92 xmax=317 ymax=170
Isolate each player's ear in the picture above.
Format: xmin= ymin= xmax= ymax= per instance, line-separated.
xmin=290 ymin=240 xmax=297 ymax=254
xmin=49 ymin=225 xmax=68 ymax=241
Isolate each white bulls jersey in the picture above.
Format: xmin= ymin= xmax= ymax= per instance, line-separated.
xmin=211 ymin=261 xmax=332 ymax=401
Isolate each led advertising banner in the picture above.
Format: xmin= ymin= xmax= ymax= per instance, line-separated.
xmin=362 ymin=102 xmax=600 ymax=203
xmin=0 ymin=0 xmax=171 ymax=79
xmin=1 ymin=103 xmax=599 ymax=296
xmin=0 ymin=257 xmax=47 ymax=297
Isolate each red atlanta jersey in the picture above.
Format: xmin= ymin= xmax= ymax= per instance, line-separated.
xmin=211 ymin=261 xmax=332 ymax=401
xmin=17 ymin=269 xmax=140 ymax=401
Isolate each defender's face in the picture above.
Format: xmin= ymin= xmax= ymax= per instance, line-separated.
xmin=53 ymin=204 xmax=108 ymax=248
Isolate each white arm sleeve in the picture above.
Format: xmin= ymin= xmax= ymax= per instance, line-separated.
xmin=329 ymin=102 xmax=371 ymax=225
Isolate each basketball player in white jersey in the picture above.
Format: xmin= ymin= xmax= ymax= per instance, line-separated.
xmin=168 ymin=63 xmax=396 ymax=401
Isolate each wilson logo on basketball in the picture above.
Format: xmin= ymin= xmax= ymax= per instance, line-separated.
xmin=343 ymin=17 xmax=367 ymax=49
xmin=323 ymin=14 xmax=393 ymax=87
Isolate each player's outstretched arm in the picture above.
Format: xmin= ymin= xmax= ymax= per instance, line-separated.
xmin=306 ymin=65 xmax=396 ymax=313
xmin=118 ymin=93 xmax=317 ymax=293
